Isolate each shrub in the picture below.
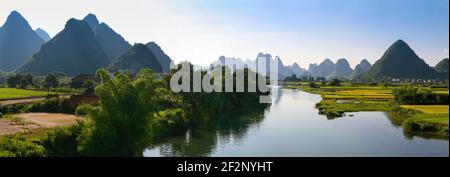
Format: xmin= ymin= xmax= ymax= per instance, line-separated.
xmin=0 ymin=104 xmax=26 ymax=116
xmin=74 ymin=103 xmax=98 ymax=116
xmin=40 ymin=122 xmax=85 ymax=157
xmin=77 ymin=69 xmax=182 ymax=156
xmin=0 ymin=135 xmax=46 ymax=157
xmin=329 ymin=79 xmax=341 ymax=86
xmin=393 ymin=86 xmax=449 ymax=105
xmin=24 ymin=97 xmax=73 ymax=113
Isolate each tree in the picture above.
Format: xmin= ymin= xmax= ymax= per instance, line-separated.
xmin=44 ymin=74 xmax=59 ymax=93
xmin=7 ymin=74 xmax=24 ymax=88
xmin=24 ymin=74 xmax=34 ymax=86
xmin=329 ymin=79 xmax=341 ymax=86
xmin=19 ymin=78 xmax=29 ymax=89
xmin=82 ymin=80 xmax=95 ymax=89
xmin=78 ymin=68 xmax=187 ymax=156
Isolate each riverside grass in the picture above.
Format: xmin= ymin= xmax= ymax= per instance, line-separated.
xmin=285 ymin=82 xmax=449 ymax=138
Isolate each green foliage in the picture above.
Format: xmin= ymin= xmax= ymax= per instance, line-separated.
xmin=0 ymin=135 xmax=46 ymax=157
xmin=0 ymin=104 xmax=26 ymax=116
xmin=44 ymin=74 xmax=59 ymax=90
xmin=24 ymin=97 xmax=73 ymax=114
xmin=82 ymin=80 xmax=95 ymax=89
xmin=329 ymin=79 xmax=341 ymax=86
xmin=40 ymin=122 xmax=85 ymax=157
xmin=309 ymin=82 xmax=319 ymax=88
xmin=7 ymin=74 xmax=31 ymax=88
xmin=78 ymin=68 xmax=186 ymax=156
xmin=393 ymin=86 xmax=449 ymax=105
xmin=75 ymin=103 xmax=98 ymax=116
xmin=316 ymin=99 xmax=391 ymax=119
xmin=166 ymin=65 xmax=270 ymax=126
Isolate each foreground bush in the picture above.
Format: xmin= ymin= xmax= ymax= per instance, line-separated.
xmin=0 ymin=135 xmax=46 ymax=157
xmin=77 ymin=69 xmax=187 ymax=156
xmin=40 ymin=122 xmax=85 ymax=157
xmin=393 ymin=86 xmax=449 ymax=105
xmin=24 ymin=97 xmax=73 ymax=114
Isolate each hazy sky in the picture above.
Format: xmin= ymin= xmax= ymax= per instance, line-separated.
xmin=1 ymin=0 xmax=449 ymax=68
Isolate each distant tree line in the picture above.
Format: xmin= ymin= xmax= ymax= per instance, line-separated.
xmin=393 ymin=86 xmax=449 ymax=105
xmin=5 ymin=74 xmax=59 ymax=91
xmin=284 ymin=74 xmax=326 ymax=82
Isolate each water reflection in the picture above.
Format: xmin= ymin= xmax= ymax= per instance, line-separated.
xmin=145 ymin=89 xmax=448 ymax=157
xmin=146 ymin=106 xmax=267 ymax=157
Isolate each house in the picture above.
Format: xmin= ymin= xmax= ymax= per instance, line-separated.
xmin=70 ymin=74 xmax=97 ymax=88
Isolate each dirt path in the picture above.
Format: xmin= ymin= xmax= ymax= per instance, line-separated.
xmin=0 ymin=95 xmax=70 ymax=106
xmin=0 ymin=113 xmax=82 ymax=136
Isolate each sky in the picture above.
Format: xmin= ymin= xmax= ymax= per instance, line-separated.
xmin=0 ymin=0 xmax=449 ymax=68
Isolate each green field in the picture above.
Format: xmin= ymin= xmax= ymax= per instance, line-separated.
xmin=0 ymin=88 xmax=51 ymax=99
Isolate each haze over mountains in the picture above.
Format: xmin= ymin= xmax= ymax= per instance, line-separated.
xmin=0 ymin=11 xmax=45 ymax=71
xmin=0 ymin=11 xmax=447 ymax=80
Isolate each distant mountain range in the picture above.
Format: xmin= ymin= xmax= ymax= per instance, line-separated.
xmin=0 ymin=11 xmax=45 ymax=71
xmin=307 ymin=58 xmax=360 ymax=79
xmin=210 ymin=53 xmax=307 ymax=79
xmin=0 ymin=11 xmax=447 ymax=80
xmin=2 ymin=11 xmax=170 ymax=76
xmin=328 ymin=58 xmax=353 ymax=79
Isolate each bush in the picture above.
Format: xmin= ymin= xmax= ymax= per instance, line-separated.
xmin=24 ymin=97 xmax=73 ymax=113
xmin=393 ymin=86 xmax=449 ymax=105
xmin=329 ymin=79 xmax=341 ymax=86
xmin=309 ymin=82 xmax=319 ymax=88
xmin=74 ymin=104 xmax=98 ymax=116
xmin=0 ymin=104 xmax=26 ymax=116
xmin=40 ymin=122 xmax=85 ymax=157
xmin=0 ymin=135 xmax=46 ymax=157
xmin=77 ymin=69 xmax=182 ymax=156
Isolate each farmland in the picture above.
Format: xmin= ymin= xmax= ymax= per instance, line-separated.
xmin=0 ymin=88 xmax=52 ymax=100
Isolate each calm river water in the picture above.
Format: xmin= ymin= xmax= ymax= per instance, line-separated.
xmin=144 ymin=88 xmax=449 ymax=157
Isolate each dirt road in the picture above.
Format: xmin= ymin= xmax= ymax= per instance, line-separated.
xmin=0 ymin=113 xmax=82 ymax=136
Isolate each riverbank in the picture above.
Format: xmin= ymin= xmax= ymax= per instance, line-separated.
xmin=285 ymin=82 xmax=449 ymax=139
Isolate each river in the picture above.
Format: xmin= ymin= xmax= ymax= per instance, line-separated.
xmin=144 ymin=88 xmax=449 ymax=157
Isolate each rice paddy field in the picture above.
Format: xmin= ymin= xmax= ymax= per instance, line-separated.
xmin=401 ymin=105 xmax=449 ymax=115
xmin=0 ymin=88 xmax=51 ymax=100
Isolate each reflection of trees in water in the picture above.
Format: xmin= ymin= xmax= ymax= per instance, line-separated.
xmin=384 ymin=112 xmax=448 ymax=140
xmin=153 ymin=107 xmax=267 ymax=157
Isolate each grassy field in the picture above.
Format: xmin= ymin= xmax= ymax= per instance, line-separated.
xmin=0 ymin=88 xmax=51 ymax=99
xmin=401 ymin=105 xmax=449 ymax=115
xmin=285 ymin=82 xmax=449 ymax=138
xmin=316 ymin=100 xmax=392 ymax=118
